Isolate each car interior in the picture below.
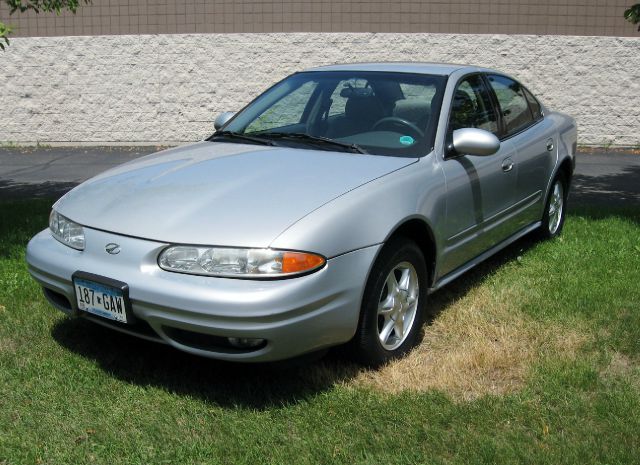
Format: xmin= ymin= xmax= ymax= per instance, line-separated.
xmin=323 ymin=79 xmax=435 ymax=143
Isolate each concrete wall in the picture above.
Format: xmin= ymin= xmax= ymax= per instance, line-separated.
xmin=1 ymin=33 xmax=639 ymax=146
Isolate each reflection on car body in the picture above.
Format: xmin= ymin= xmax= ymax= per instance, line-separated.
xmin=26 ymin=63 xmax=577 ymax=366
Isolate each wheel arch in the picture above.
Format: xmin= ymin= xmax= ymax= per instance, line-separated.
xmin=349 ymin=220 xmax=435 ymax=363
xmin=544 ymin=155 xmax=574 ymax=207
xmin=557 ymin=156 xmax=574 ymax=185
xmin=381 ymin=216 xmax=437 ymax=287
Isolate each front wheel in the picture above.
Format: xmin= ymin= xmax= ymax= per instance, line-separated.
xmin=539 ymin=175 xmax=567 ymax=239
xmin=349 ymin=237 xmax=428 ymax=367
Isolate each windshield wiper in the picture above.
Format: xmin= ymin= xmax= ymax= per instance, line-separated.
xmin=259 ymin=132 xmax=366 ymax=154
xmin=209 ymin=131 xmax=277 ymax=146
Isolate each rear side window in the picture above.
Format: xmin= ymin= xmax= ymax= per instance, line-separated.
xmin=487 ymin=74 xmax=534 ymax=137
xmin=522 ymin=87 xmax=543 ymax=121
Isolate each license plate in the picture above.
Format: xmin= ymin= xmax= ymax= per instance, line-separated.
xmin=72 ymin=272 xmax=131 ymax=323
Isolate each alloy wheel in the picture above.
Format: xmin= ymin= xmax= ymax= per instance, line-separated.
xmin=377 ymin=261 xmax=419 ymax=351
xmin=548 ymin=180 xmax=564 ymax=235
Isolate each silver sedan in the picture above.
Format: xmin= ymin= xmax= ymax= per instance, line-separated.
xmin=26 ymin=63 xmax=577 ymax=365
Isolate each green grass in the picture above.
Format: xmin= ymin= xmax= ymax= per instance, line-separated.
xmin=1 ymin=200 xmax=639 ymax=465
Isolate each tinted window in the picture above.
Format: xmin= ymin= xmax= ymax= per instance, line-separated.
xmin=224 ymin=71 xmax=447 ymax=157
xmin=327 ymin=78 xmax=371 ymax=117
xmin=324 ymin=78 xmax=439 ymax=136
xmin=487 ymin=74 xmax=534 ymax=137
xmin=522 ymin=87 xmax=543 ymax=121
xmin=449 ymin=74 xmax=498 ymax=135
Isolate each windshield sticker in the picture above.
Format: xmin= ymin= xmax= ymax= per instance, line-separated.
xmin=399 ymin=135 xmax=415 ymax=146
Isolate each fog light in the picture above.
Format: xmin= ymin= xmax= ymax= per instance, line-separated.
xmin=227 ymin=337 xmax=265 ymax=349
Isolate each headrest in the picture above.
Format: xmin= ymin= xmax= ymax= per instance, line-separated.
xmin=340 ymin=86 xmax=374 ymax=98
xmin=345 ymin=96 xmax=384 ymax=122
xmin=393 ymin=99 xmax=431 ymax=122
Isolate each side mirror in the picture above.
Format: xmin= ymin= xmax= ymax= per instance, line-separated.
xmin=451 ymin=128 xmax=500 ymax=156
xmin=214 ymin=111 xmax=235 ymax=131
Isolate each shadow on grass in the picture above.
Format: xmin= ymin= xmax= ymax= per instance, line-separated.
xmin=49 ymin=228 xmax=548 ymax=409
xmin=47 ymin=200 xmax=639 ymax=409
xmin=0 ymin=198 xmax=52 ymax=258
xmin=428 ymin=199 xmax=639 ymax=320
xmin=51 ymin=317 xmax=364 ymax=409
xmin=5 ymin=180 xmax=637 ymax=408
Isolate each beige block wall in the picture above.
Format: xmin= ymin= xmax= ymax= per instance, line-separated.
xmin=1 ymin=33 xmax=639 ymax=146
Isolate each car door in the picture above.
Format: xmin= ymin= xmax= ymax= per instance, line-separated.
xmin=440 ymin=74 xmax=518 ymax=276
xmin=485 ymin=74 xmax=557 ymax=228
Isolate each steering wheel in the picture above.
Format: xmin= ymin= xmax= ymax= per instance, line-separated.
xmin=372 ymin=117 xmax=425 ymax=139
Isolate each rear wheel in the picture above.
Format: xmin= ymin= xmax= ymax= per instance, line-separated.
xmin=350 ymin=237 xmax=428 ymax=367
xmin=539 ymin=175 xmax=567 ymax=239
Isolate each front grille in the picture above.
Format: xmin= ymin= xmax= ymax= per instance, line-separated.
xmin=82 ymin=313 xmax=163 ymax=342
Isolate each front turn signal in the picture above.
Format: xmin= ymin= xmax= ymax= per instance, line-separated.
xmin=281 ymin=252 xmax=326 ymax=274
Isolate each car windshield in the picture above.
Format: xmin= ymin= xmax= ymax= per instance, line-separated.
xmin=220 ymin=71 xmax=448 ymax=157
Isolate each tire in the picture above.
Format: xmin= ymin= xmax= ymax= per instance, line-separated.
xmin=538 ymin=174 xmax=568 ymax=240
xmin=349 ymin=237 xmax=429 ymax=367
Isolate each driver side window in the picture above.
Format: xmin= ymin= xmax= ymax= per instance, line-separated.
xmin=449 ymin=75 xmax=498 ymax=135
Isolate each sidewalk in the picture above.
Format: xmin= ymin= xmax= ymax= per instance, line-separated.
xmin=1 ymin=145 xmax=638 ymax=206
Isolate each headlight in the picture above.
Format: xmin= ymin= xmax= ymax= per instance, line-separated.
xmin=49 ymin=210 xmax=85 ymax=250
xmin=158 ymin=246 xmax=326 ymax=278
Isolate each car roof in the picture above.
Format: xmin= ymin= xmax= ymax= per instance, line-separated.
xmin=305 ymin=62 xmax=497 ymax=76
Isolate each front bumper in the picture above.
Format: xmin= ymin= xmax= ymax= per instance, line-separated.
xmin=26 ymin=228 xmax=380 ymax=362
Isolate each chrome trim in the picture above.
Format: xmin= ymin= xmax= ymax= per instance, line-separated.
xmin=501 ymin=158 xmax=514 ymax=172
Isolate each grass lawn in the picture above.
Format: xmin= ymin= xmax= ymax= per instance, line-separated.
xmin=1 ymin=199 xmax=639 ymax=465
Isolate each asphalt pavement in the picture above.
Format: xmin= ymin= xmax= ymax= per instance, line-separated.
xmin=0 ymin=146 xmax=161 ymax=201
xmin=0 ymin=145 xmax=638 ymax=207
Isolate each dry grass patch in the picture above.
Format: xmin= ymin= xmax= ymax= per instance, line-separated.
xmin=600 ymin=352 xmax=640 ymax=388
xmin=0 ymin=336 xmax=17 ymax=354
xmin=352 ymin=284 xmax=590 ymax=400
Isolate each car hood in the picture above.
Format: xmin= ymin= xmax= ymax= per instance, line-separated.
xmin=55 ymin=142 xmax=416 ymax=247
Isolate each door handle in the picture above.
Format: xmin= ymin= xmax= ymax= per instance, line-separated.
xmin=546 ymin=139 xmax=554 ymax=152
xmin=502 ymin=158 xmax=514 ymax=172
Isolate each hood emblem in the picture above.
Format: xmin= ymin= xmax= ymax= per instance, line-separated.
xmin=105 ymin=243 xmax=121 ymax=255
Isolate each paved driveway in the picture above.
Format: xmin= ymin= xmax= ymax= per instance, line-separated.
xmin=571 ymin=151 xmax=640 ymax=207
xmin=0 ymin=146 xmax=159 ymax=200
xmin=0 ymin=145 xmax=638 ymax=206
